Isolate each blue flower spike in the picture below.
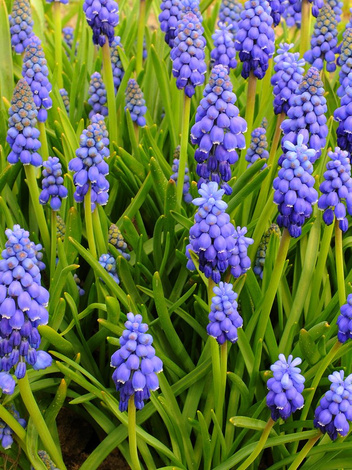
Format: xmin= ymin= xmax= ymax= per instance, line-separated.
xmin=39 ymin=157 xmax=68 ymax=211
xmin=99 ymin=253 xmax=120 ymax=284
xmin=110 ymin=36 xmax=124 ymax=94
xmin=108 ymin=224 xmax=130 ymax=260
xmin=245 ymin=125 xmax=269 ymax=169
xmin=254 ymin=224 xmax=281 ymax=279
xmin=88 ymin=72 xmax=108 ymax=119
xmin=337 ymin=294 xmax=352 ymax=343
xmin=9 ymin=0 xmax=34 ymax=54
xmin=211 ymin=23 xmax=237 ymax=70
xmin=218 ymin=0 xmax=243 ymax=35
xmin=125 ymin=79 xmax=147 ymax=127
xmin=83 ymin=0 xmax=119 ymax=47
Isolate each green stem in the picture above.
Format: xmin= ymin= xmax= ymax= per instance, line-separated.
xmin=268 ymin=113 xmax=285 ymax=166
xmin=24 ymin=165 xmax=51 ymax=260
xmin=245 ymin=72 xmax=257 ymax=149
xmin=134 ymin=122 xmax=139 ymax=142
xmin=136 ymin=0 xmax=146 ymax=76
xmin=237 ymin=418 xmax=275 ymax=470
xmin=335 ymin=219 xmax=346 ymax=307
xmin=102 ymin=39 xmax=118 ymax=147
xmin=219 ymin=342 xmax=227 ymax=432
xmin=38 ymin=121 xmax=49 ymax=162
xmin=92 ymin=207 xmax=107 ymax=256
xmin=128 ymin=396 xmax=141 ymax=470
xmin=300 ymin=0 xmax=311 ymax=58
xmin=177 ymin=94 xmax=191 ymax=207
xmin=53 ymin=2 xmax=63 ymax=88
xmin=18 ymin=374 xmax=67 ymax=470
xmin=50 ymin=211 xmax=57 ymax=283
xmin=288 ymin=434 xmax=321 ymax=470
xmin=84 ymin=185 xmax=97 ymax=259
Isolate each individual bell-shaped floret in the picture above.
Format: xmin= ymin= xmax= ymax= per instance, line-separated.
xmin=88 ymin=72 xmax=108 ymax=119
xmin=170 ymin=146 xmax=192 ymax=203
xmin=83 ymin=0 xmax=119 ymax=47
xmin=211 ymin=23 xmax=237 ymax=70
xmin=254 ymin=224 xmax=281 ymax=279
xmin=218 ymin=0 xmax=243 ymax=35
xmin=39 ymin=157 xmax=68 ymax=211
xmin=337 ymin=294 xmax=352 ymax=343
xmin=125 ymin=79 xmax=147 ymax=127
xmin=9 ymin=0 xmax=34 ymax=54
xmin=99 ymin=253 xmax=119 ymax=284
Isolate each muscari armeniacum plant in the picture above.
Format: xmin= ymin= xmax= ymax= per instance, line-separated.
xmin=110 ymin=36 xmax=124 ymax=94
xmin=88 ymin=72 xmax=108 ymax=119
xmin=253 ymin=224 xmax=281 ymax=279
xmin=245 ymin=123 xmax=269 ymax=169
xmin=210 ymin=23 xmax=237 ymax=71
xmin=218 ymin=0 xmax=243 ymax=35
xmin=39 ymin=157 xmax=68 ymax=211
xmin=125 ymin=79 xmax=147 ymax=128
xmin=9 ymin=0 xmax=34 ymax=54
xmin=337 ymin=294 xmax=352 ymax=343
xmin=98 ymin=254 xmax=120 ymax=284
xmin=108 ymin=224 xmax=130 ymax=260
xmin=83 ymin=0 xmax=119 ymax=47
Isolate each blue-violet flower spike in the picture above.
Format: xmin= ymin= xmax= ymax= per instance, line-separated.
xmin=88 ymin=72 xmax=108 ymax=119
xmin=337 ymin=294 xmax=352 ymax=343
xmin=9 ymin=0 xmax=34 ymax=54
xmin=245 ymin=125 xmax=269 ymax=169
xmin=83 ymin=0 xmax=119 ymax=47
xmin=39 ymin=157 xmax=68 ymax=211
xmin=218 ymin=0 xmax=243 ymax=35
xmin=60 ymin=89 xmax=70 ymax=114
xmin=125 ymin=79 xmax=147 ymax=127
xmin=99 ymin=254 xmax=119 ymax=284
xmin=211 ymin=23 xmax=237 ymax=70
xmin=254 ymin=224 xmax=281 ymax=279
xmin=108 ymin=224 xmax=130 ymax=260
xmin=110 ymin=36 xmax=124 ymax=94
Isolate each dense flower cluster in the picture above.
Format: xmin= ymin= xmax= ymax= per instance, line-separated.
xmin=9 ymin=0 xmax=34 ymax=54
xmin=69 ymin=122 xmax=109 ymax=211
xmin=90 ymin=113 xmax=110 ymax=156
xmin=170 ymin=12 xmax=207 ymax=97
xmin=304 ymin=5 xmax=337 ymax=72
xmin=335 ymin=80 xmax=352 ymax=154
xmin=0 ymin=405 xmax=26 ymax=449
xmin=83 ymin=0 xmax=119 ymax=47
xmin=186 ymin=182 xmax=253 ymax=283
xmin=99 ymin=254 xmax=119 ymax=284
xmin=326 ymin=0 xmax=343 ymax=22
xmin=110 ymin=36 xmax=124 ymax=94
xmin=60 ymin=88 xmax=70 ymax=114
xmin=88 ymin=72 xmax=108 ymax=119
xmin=314 ymin=371 xmax=352 ymax=440
xmin=269 ymin=0 xmax=284 ymax=26
xmin=6 ymin=79 xmax=42 ymax=167
xmin=190 ymin=64 xmax=246 ymax=195
xmin=282 ymin=3 xmax=301 ymax=28
xmin=210 ymin=23 xmax=237 ymax=70
xmin=125 ymin=79 xmax=147 ymax=127
xmin=245 ymin=124 xmax=268 ymax=168
xmin=207 ymin=282 xmax=243 ymax=344
xmin=271 ymin=43 xmax=305 ymax=116
xmin=281 ymin=67 xmax=328 ymax=162
xmin=170 ymin=147 xmax=192 ymax=203
xmin=39 ymin=157 xmax=68 ymax=211
xmin=337 ymin=29 xmax=352 ymax=98
xmin=266 ymin=354 xmax=305 ymax=421
xmin=218 ymin=0 xmax=243 ymax=35
xmin=318 ymin=147 xmax=352 ymax=232
xmin=235 ymin=0 xmax=275 ymax=79
xmin=273 ymin=135 xmax=318 ymax=238
xmin=0 ymin=226 xmax=52 ymax=394
xmin=337 ymin=294 xmax=352 ymax=343
xmin=108 ymin=224 xmax=130 ymax=260
xmin=111 ymin=313 xmax=163 ymax=412
xmin=286 ymin=0 xmax=323 ymax=19
xmin=254 ymin=224 xmax=281 ymax=278
xmin=63 ymin=26 xmax=74 ymax=50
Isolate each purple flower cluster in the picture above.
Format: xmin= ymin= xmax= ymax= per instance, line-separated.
xmin=235 ymin=0 xmax=275 ymax=80
xmin=83 ymin=0 xmax=119 ymax=47
xmin=271 ymin=43 xmax=305 ymax=116
xmin=211 ymin=23 xmax=237 ymax=70
xmin=314 ymin=371 xmax=352 ymax=440
xmin=125 ymin=79 xmax=147 ymax=127
xmin=60 ymin=88 xmax=70 ymax=114
xmin=304 ymin=5 xmax=337 ymax=72
xmin=110 ymin=36 xmax=124 ymax=94
xmin=90 ymin=113 xmax=110 ymax=157
xmin=282 ymin=2 xmax=301 ymax=28
xmin=68 ymin=122 xmax=109 ymax=211
xmin=274 ymin=135 xmax=318 ymax=238
xmin=108 ymin=224 xmax=130 ymax=260
xmin=170 ymin=12 xmax=207 ymax=97
xmin=334 ymin=79 xmax=352 ymax=154
xmin=6 ymin=79 xmax=42 ymax=167
xmin=9 ymin=0 xmax=34 ymax=54
xmin=286 ymin=0 xmax=323 ymax=20
xmin=318 ymin=147 xmax=352 ymax=232
xmin=269 ymin=0 xmax=285 ymax=26
xmin=0 ymin=225 xmax=52 ymax=395
xmin=337 ymin=29 xmax=352 ymax=98
xmin=186 ymin=182 xmax=253 ymax=283
xmin=281 ymin=67 xmax=328 ymax=162
xmin=170 ymin=147 xmax=192 ymax=203
xmin=111 ymin=313 xmax=163 ymax=412
xmin=218 ymin=0 xmax=243 ymax=35
xmin=245 ymin=124 xmax=268 ymax=168
xmin=326 ymin=0 xmax=343 ymax=22
xmin=337 ymin=294 xmax=352 ymax=343
xmin=190 ymin=64 xmax=246 ymax=195
xmin=207 ymin=282 xmax=243 ymax=344
xmin=254 ymin=224 xmax=281 ymax=279
xmin=22 ymin=35 xmax=52 ymax=122
xmin=88 ymin=72 xmax=108 ymax=119
xmin=0 ymin=405 xmax=26 ymax=449
xmin=99 ymin=254 xmax=119 ymax=284
xmin=63 ymin=26 xmax=74 ymax=49
xmin=39 ymin=157 xmax=68 ymax=211
xmin=266 ymin=354 xmax=305 ymax=421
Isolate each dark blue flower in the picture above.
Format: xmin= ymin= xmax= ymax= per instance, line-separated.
xmin=170 ymin=146 xmax=192 ymax=203
xmin=59 ymin=88 xmax=70 ymax=114
xmin=170 ymin=12 xmax=207 ymax=97
xmin=9 ymin=0 xmax=34 ymax=54
xmin=111 ymin=313 xmax=163 ymax=412
xmin=108 ymin=224 xmax=130 ymax=260
xmin=245 ymin=124 xmax=269 ymax=168
xmin=235 ymin=0 xmax=275 ymax=80
xmin=190 ymin=64 xmax=247 ymax=195
xmin=6 ymin=79 xmax=42 ymax=167
xmin=266 ymin=354 xmax=305 ymax=421
xmin=337 ymin=294 xmax=352 ymax=343
xmin=88 ymin=72 xmax=108 ymax=119
xmin=314 ymin=371 xmax=352 ymax=440
xmin=83 ymin=0 xmax=119 ymax=47
xmin=218 ymin=0 xmax=243 ymax=35
xmin=211 ymin=23 xmax=237 ymax=70
xmin=287 ymin=0 xmax=323 ymax=20
xmin=99 ymin=253 xmax=119 ymax=284
xmin=0 ymin=405 xmax=26 ymax=450
xmin=125 ymin=79 xmax=147 ymax=127
xmin=269 ymin=0 xmax=285 ymax=26
xmin=110 ymin=36 xmax=124 ymax=94
xmin=207 ymin=282 xmax=243 ymax=344
xmin=337 ymin=29 xmax=352 ymax=99
xmin=254 ymin=224 xmax=281 ymax=279
xmin=39 ymin=157 xmax=68 ymax=211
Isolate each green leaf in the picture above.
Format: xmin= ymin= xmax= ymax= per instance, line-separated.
xmin=299 ymin=329 xmax=321 ymax=365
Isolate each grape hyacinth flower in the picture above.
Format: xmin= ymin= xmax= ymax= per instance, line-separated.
xmin=190 ymin=64 xmax=247 ymax=195
xmin=88 ymin=72 xmax=108 ymax=119
xmin=110 ymin=36 xmax=124 ymax=94
xmin=9 ymin=0 xmax=34 ymax=54
xmin=69 ymin=122 xmax=109 ymax=211
xmin=6 ymin=79 xmax=42 ymax=167
xmin=33 ymin=451 xmax=59 ymax=470
xmin=210 ymin=23 xmax=237 ymax=70
xmin=63 ymin=26 xmax=74 ymax=50
xmin=337 ymin=29 xmax=352 ymax=98
xmin=304 ymin=5 xmax=337 ymax=72
xmin=108 ymin=224 xmax=130 ymax=260
xmin=99 ymin=254 xmax=119 ymax=284
xmin=218 ymin=0 xmax=243 ymax=35
xmin=273 ymin=135 xmax=318 ymax=238
xmin=83 ymin=0 xmax=119 ymax=47
xmin=337 ymin=294 xmax=352 ymax=343
xmin=0 ymin=405 xmax=26 ymax=449
xmin=282 ymin=3 xmax=301 ymax=28
xmin=245 ymin=124 xmax=269 ymax=168
xmin=326 ymin=0 xmax=343 ymax=22
xmin=334 ymin=73 xmax=352 ymax=154
xmin=254 ymin=224 xmax=281 ymax=278
xmin=170 ymin=146 xmax=192 ymax=203
xmin=207 ymin=282 xmax=243 ymax=344
xmin=281 ymin=67 xmax=328 ymax=162
xmin=90 ymin=113 xmax=110 ymax=157
xmin=39 ymin=157 xmax=68 ymax=211
xmin=125 ymin=79 xmax=147 ymax=127
xmin=235 ymin=0 xmax=275 ymax=80
xmin=318 ymin=147 xmax=352 ymax=232
xmin=271 ymin=43 xmax=305 ymax=116
xmin=56 ymin=215 xmax=65 ymax=242
xmin=269 ymin=0 xmax=284 ymax=26
xmin=186 ymin=182 xmax=253 ymax=283
xmin=266 ymin=354 xmax=305 ymax=421
xmin=111 ymin=313 xmax=163 ymax=412
xmin=287 ymin=0 xmax=323 ymax=19
xmin=0 ymin=225 xmax=52 ymax=394
xmin=170 ymin=12 xmax=207 ymax=97
xmin=314 ymin=371 xmax=352 ymax=440
xmin=60 ymin=89 xmax=70 ymax=114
